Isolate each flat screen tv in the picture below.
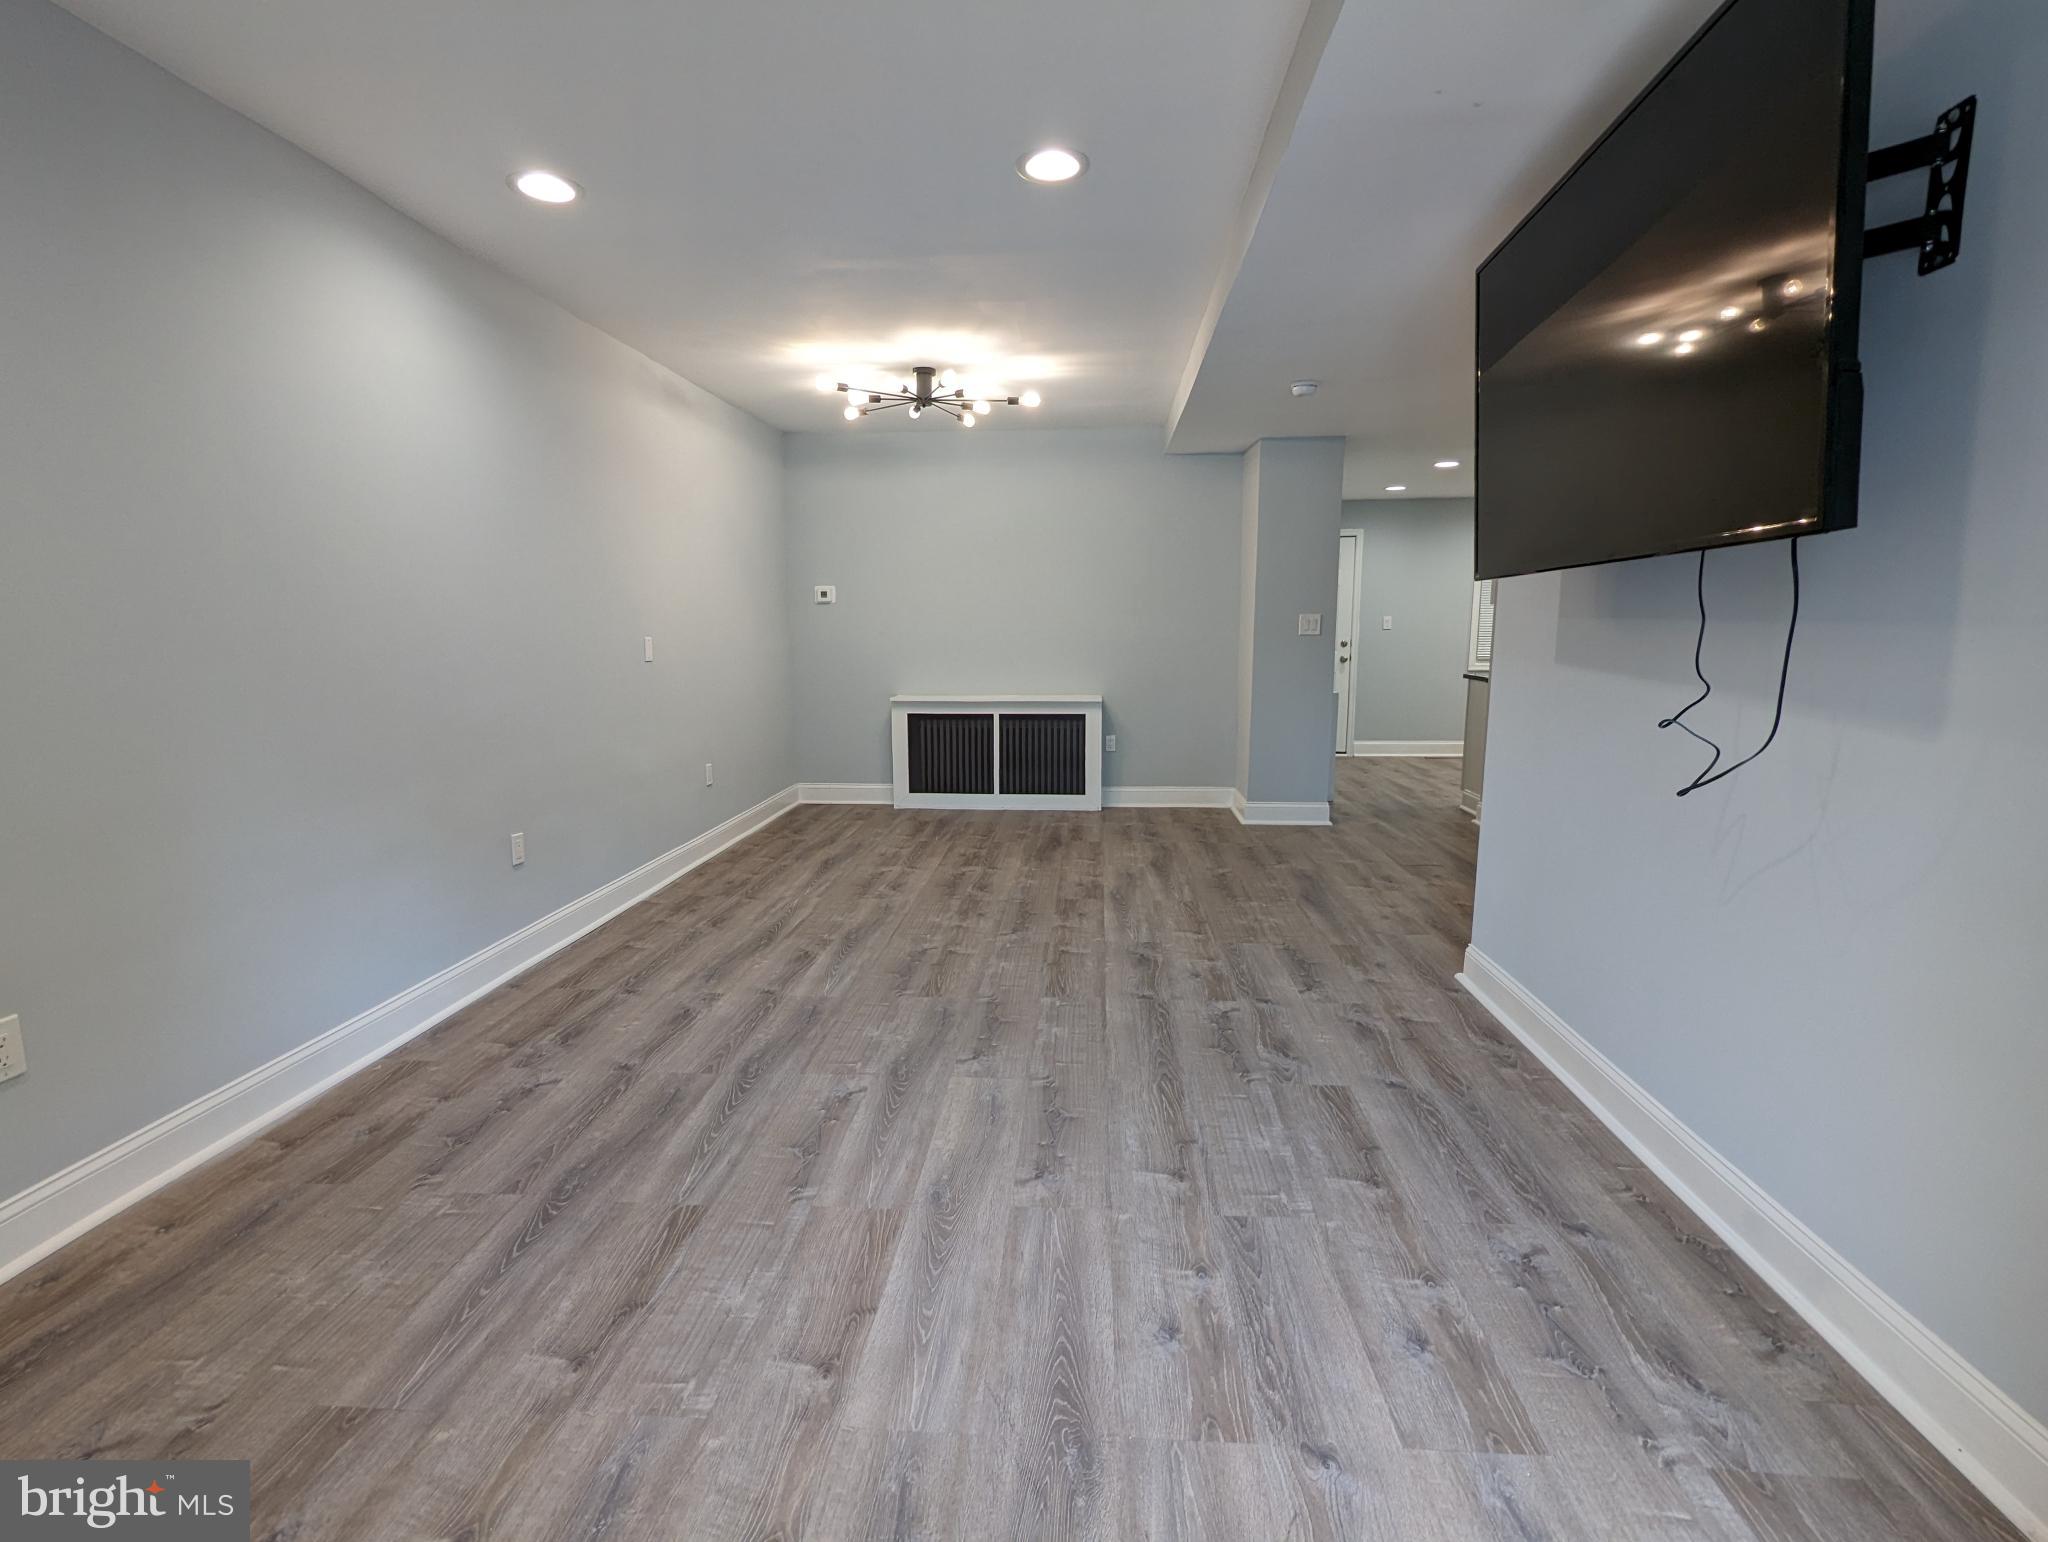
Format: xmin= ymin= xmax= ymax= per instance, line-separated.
xmin=1474 ymin=0 xmax=1874 ymax=580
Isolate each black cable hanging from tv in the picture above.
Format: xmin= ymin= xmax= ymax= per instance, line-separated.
xmin=1656 ymin=551 xmax=1724 ymax=783
xmin=1657 ymin=539 xmax=1801 ymax=797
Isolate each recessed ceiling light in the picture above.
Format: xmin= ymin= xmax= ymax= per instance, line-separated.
xmin=1636 ymin=331 xmax=1665 ymax=346
xmin=510 ymin=169 xmax=580 ymax=204
xmin=1385 ymin=484 xmax=1408 ymax=493
xmin=1719 ymin=306 xmax=1742 ymax=321
xmin=1290 ymin=380 xmax=1320 ymax=398
xmin=1674 ymin=342 xmax=1696 ymax=356
xmin=1017 ymin=147 xmax=1087 ymax=184
xmin=1678 ymin=328 xmax=1705 ymax=343
xmin=1434 ymin=459 xmax=1460 ymax=469
xmin=1783 ymin=278 xmax=1804 ymax=297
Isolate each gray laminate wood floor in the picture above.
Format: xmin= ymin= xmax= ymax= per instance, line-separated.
xmin=0 ymin=759 xmax=2021 ymax=1540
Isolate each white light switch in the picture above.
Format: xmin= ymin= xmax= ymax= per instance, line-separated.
xmin=705 ymin=762 xmax=715 ymax=786
xmin=510 ymin=832 xmax=525 ymax=867
xmin=1381 ymin=615 xmax=1393 ymax=630
xmin=1104 ymin=734 xmax=1117 ymax=753
xmin=1298 ymin=613 xmax=1323 ymax=636
xmin=0 ymin=1015 xmax=24 ymax=1086
xmin=644 ymin=636 xmax=655 ymax=662
xmin=814 ymin=585 xmax=837 ymax=604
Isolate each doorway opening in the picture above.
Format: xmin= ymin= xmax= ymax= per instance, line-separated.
xmin=1334 ymin=530 xmax=1362 ymax=753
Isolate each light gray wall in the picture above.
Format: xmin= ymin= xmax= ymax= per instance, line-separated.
xmin=1238 ymin=438 xmax=1346 ymax=804
xmin=0 ymin=1 xmax=792 ymax=1199
xmin=1472 ymin=0 xmax=2048 ymax=1423
xmin=1340 ymin=498 xmax=1475 ymax=746
xmin=784 ymin=430 xmax=1242 ymax=789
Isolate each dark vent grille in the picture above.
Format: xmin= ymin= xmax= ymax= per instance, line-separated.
xmin=1000 ymin=714 xmax=1087 ymax=796
xmin=906 ymin=713 xmax=995 ymax=795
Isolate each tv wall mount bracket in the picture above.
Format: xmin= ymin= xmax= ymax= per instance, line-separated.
xmin=1865 ymin=96 xmax=1975 ymax=274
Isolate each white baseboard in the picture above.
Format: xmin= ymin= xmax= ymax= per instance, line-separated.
xmin=1458 ymin=945 xmax=2048 ymax=1542
xmin=1351 ymin=739 xmax=1463 ymax=757
xmin=0 ymin=785 xmax=801 ymax=1290
xmin=1103 ymin=786 xmax=1235 ymax=809
xmin=1231 ymin=790 xmax=1332 ymax=826
xmin=797 ymin=782 xmax=892 ymax=805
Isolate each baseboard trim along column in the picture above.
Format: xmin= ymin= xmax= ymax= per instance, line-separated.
xmin=1457 ymin=944 xmax=2048 ymax=1542
xmin=1350 ymin=739 xmax=1463 ymax=757
xmin=1103 ymin=786 xmax=1235 ymax=809
xmin=1230 ymin=790 xmax=1332 ymax=826
xmin=0 ymin=784 xmax=803 ymax=1290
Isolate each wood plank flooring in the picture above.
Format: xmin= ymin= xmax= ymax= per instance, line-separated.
xmin=0 ymin=758 xmax=2022 ymax=1540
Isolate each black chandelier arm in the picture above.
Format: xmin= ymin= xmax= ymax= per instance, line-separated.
xmin=840 ymin=384 xmax=1006 ymax=405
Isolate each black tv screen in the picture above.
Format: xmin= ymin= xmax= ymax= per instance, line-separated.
xmin=1474 ymin=0 xmax=1873 ymax=580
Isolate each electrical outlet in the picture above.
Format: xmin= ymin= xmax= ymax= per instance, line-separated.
xmin=510 ymin=832 xmax=525 ymax=867
xmin=0 ymin=1015 xmax=25 ymax=1086
xmin=814 ymin=584 xmax=837 ymax=604
xmin=704 ymin=762 xmax=714 ymax=786
xmin=1381 ymin=615 xmax=1393 ymax=630
xmin=1298 ymin=613 xmax=1323 ymax=636
xmin=1104 ymin=734 xmax=1117 ymax=752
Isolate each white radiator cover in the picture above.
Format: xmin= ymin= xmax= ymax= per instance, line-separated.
xmin=890 ymin=695 xmax=1104 ymax=811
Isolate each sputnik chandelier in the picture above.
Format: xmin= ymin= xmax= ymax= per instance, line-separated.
xmin=813 ymin=365 xmax=1042 ymax=427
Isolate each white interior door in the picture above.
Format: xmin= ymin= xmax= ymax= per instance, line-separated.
xmin=1334 ymin=531 xmax=1359 ymax=753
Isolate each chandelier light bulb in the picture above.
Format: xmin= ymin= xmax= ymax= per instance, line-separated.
xmin=843 ymin=404 xmax=860 ymax=421
xmin=908 ymin=403 xmax=922 ymax=419
xmin=1020 ymin=389 xmax=1042 ymax=408
xmin=813 ymin=373 xmax=838 ymax=394
xmin=961 ymin=412 xmax=977 ymax=428
xmin=974 ymin=400 xmax=991 ymax=415
xmin=939 ymin=369 xmax=959 ymax=388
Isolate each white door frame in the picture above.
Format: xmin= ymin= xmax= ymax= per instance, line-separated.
xmin=1334 ymin=531 xmax=1363 ymax=754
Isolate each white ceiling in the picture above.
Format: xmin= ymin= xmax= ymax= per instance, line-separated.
xmin=54 ymin=0 xmax=1311 ymax=433
xmin=1166 ymin=0 xmax=1723 ymax=498
xmin=57 ymin=0 xmax=1726 ymax=475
